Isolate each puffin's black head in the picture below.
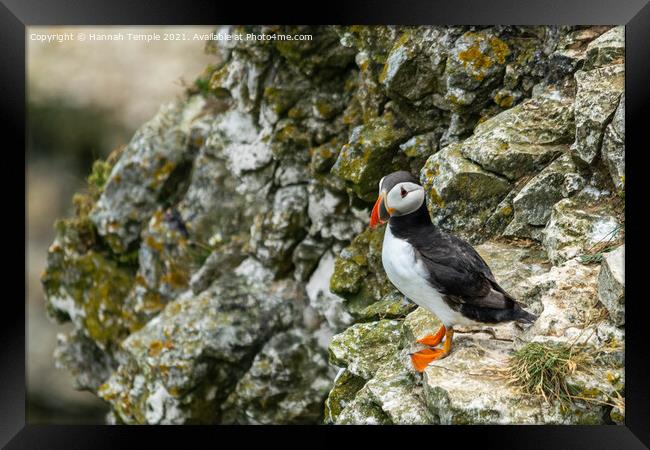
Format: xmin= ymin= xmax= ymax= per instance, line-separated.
xmin=370 ymin=170 xmax=425 ymax=228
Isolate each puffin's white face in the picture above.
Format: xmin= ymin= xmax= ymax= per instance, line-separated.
xmin=370 ymin=171 xmax=425 ymax=228
xmin=385 ymin=181 xmax=425 ymax=217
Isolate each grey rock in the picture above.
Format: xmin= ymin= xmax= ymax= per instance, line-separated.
xmin=474 ymin=240 xmax=551 ymax=301
xmin=306 ymin=184 xmax=365 ymax=242
xmin=329 ymin=227 xmax=396 ymax=315
xmin=335 ymin=384 xmax=393 ymax=425
xmin=422 ymin=333 xmax=605 ymax=424
xmin=221 ymin=328 xmax=331 ymax=424
xmin=364 ymin=353 xmax=433 ymax=424
xmin=512 ymin=154 xmax=582 ymax=225
xmin=571 ymin=64 xmax=625 ymax=165
xmin=90 ymin=97 xmax=209 ymax=253
xmin=323 ymin=369 xmax=367 ymax=424
xmin=601 ymin=96 xmax=625 ymax=191
xmin=189 ymin=244 xmax=246 ymax=295
xmin=598 ymin=245 xmax=625 ymax=326
xmin=443 ymin=30 xmax=510 ymax=109
xmin=210 ymin=48 xmax=270 ymax=113
xmin=380 ymin=29 xmax=445 ymax=101
xmin=356 ymin=291 xmax=418 ymax=323
xmin=292 ymin=236 xmax=331 ymax=282
xmin=460 ymin=92 xmax=574 ymax=181
xmin=398 ymin=132 xmax=441 ymax=173
xmin=328 ymin=319 xmax=402 ymax=380
xmin=584 ymin=26 xmax=625 ymax=71
xmin=53 ymin=331 xmax=117 ymax=392
xmin=523 ymin=258 xmax=601 ymax=341
xmin=542 ymin=197 xmax=621 ymax=265
xmin=548 ymin=26 xmax=612 ymax=76
xmin=305 ymin=251 xmax=353 ymax=332
xmin=331 ymin=111 xmax=412 ymax=202
xmin=98 ymin=274 xmax=294 ymax=424
xmin=209 ymin=110 xmax=275 ymax=195
xmin=421 ymin=143 xmax=512 ymax=241
xmin=177 ymin=130 xmax=253 ymax=243
xmin=503 ymin=153 xmax=585 ymax=239
xmin=249 ymin=185 xmax=309 ymax=273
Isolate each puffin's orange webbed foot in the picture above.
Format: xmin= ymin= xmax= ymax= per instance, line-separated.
xmin=411 ymin=327 xmax=454 ymax=372
xmin=410 ymin=348 xmax=447 ymax=372
xmin=416 ymin=325 xmax=446 ymax=346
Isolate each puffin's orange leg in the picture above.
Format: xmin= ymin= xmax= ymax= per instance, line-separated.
xmin=410 ymin=328 xmax=455 ymax=372
xmin=416 ymin=325 xmax=446 ymax=346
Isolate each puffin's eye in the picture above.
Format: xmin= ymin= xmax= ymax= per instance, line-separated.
xmin=400 ymin=186 xmax=408 ymax=198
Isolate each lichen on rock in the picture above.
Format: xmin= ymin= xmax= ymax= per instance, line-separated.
xmin=221 ymin=328 xmax=332 ymax=424
xmin=421 ymin=143 xmax=512 ymax=241
xmin=42 ymin=25 xmax=625 ymax=425
xmin=90 ymin=97 xmax=211 ymax=254
xmin=329 ymin=227 xmax=396 ymax=315
xmin=98 ymin=272 xmax=295 ymax=424
xmin=332 ymin=110 xmax=412 ymax=201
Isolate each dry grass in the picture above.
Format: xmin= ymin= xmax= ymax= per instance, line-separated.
xmin=507 ymin=341 xmax=590 ymax=406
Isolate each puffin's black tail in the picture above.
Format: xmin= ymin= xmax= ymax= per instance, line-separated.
xmin=513 ymin=304 xmax=537 ymax=324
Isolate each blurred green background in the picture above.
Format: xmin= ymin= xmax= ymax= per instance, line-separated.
xmin=26 ymin=26 xmax=215 ymax=423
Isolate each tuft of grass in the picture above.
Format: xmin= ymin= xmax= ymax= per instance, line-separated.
xmin=578 ymin=224 xmax=623 ymax=265
xmin=507 ymin=341 xmax=589 ymax=407
xmin=87 ymin=160 xmax=112 ymax=197
xmin=86 ymin=146 xmax=125 ymax=200
xmin=579 ymin=246 xmax=615 ymax=265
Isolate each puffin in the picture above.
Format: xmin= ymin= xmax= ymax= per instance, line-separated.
xmin=369 ymin=171 xmax=537 ymax=372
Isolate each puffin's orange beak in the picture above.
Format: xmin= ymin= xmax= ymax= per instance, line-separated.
xmin=369 ymin=192 xmax=387 ymax=228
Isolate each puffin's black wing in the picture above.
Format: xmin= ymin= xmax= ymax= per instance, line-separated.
xmin=411 ymin=231 xmax=496 ymax=296
xmin=413 ymin=230 xmax=538 ymax=323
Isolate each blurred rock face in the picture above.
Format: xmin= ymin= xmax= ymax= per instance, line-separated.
xmin=27 ymin=26 xmax=216 ymax=422
xmin=41 ymin=25 xmax=625 ymax=424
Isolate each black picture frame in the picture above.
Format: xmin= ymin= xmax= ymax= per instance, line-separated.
xmin=6 ymin=0 xmax=649 ymax=447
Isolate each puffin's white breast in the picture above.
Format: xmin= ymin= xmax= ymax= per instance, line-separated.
xmin=381 ymin=225 xmax=476 ymax=327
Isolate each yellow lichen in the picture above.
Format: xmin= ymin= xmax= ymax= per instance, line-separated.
xmin=148 ymin=339 xmax=173 ymax=357
xmin=459 ymin=43 xmax=493 ymax=80
xmin=145 ymin=235 xmax=164 ymax=252
xmin=141 ymin=289 xmax=165 ymax=315
xmin=428 ymin=186 xmax=446 ymax=208
xmin=320 ymin=147 xmax=333 ymax=159
xmin=152 ymin=161 xmax=175 ymax=187
xmin=489 ymin=36 xmax=510 ymax=64
xmin=458 ymin=34 xmax=510 ymax=82
xmin=494 ymin=91 xmax=514 ymax=108
xmin=160 ymin=268 xmax=189 ymax=289
xmin=148 ymin=340 xmax=164 ymax=357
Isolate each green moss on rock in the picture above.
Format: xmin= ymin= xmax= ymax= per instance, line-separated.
xmin=328 ymin=319 xmax=403 ymax=380
xmin=331 ymin=111 xmax=412 ymax=201
xmin=43 ymin=249 xmax=137 ymax=349
xmin=335 ymin=384 xmax=393 ymax=425
xmin=323 ymin=369 xmax=367 ymax=423
xmin=421 ymin=143 xmax=512 ymax=241
xmin=329 ymin=227 xmax=395 ymax=315
xmin=357 ymin=291 xmax=417 ymax=322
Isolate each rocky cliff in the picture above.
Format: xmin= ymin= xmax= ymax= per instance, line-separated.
xmin=42 ymin=25 xmax=625 ymax=424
